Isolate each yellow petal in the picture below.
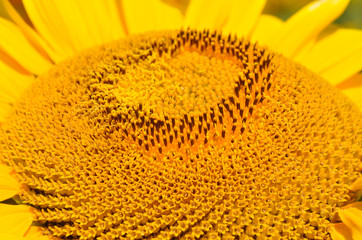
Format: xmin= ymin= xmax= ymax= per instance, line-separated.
xmin=82 ymin=0 xmax=113 ymax=44
xmin=50 ymin=0 xmax=98 ymax=50
xmin=100 ymin=0 xmax=127 ymax=41
xmin=1 ymin=0 xmax=64 ymax=63
xmin=321 ymin=47 xmax=362 ymax=85
xmin=0 ymin=59 xmax=33 ymax=122
xmin=0 ymin=18 xmax=52 ymax=75
xmin=0 ymin=60 xmax=33 ymax=100
xmin=22 ymin=0 xmax=76 ymax=56
xmin=339 ymin=202 xmax=362 ymax=240
xmin=158 ymin=1 xmax=183 ymax=30
xmin=25 ymin=226 xmax=49 ymax=240
xmin=121 ymin=0 xmax=155 ymax=34
xmin=122 ymin=0 xmax=180 ymax=34
xmin=251 ymin=14 xmax=283 ymax=46
xmin=271 ymin=0 xmax=350 ymax=58
xmin=342 ymin=86 xmax=362 ymax=110
xmin=337 ymin=73 xmax=362 ymax=90
xmin=183 ymin=0 xmax=207 ymax=29
xmin=183 ymin=0 xmax=233 ymax=30
xmin=223 ymin=0 xmax=266 ymax=37
xmin=0 ymin=164 xmax=21 ymax=201
xmin=0 ymin=46 xmax=31 ymax=76
xmin=330 ymin=223 xmax=353 ymax=240
xmin=0 ymin=103 xmax=12 ymax=123
xmin=0 ymin=60 xmax=34 ymax=94
xmin=295 ymin=27 xmax=362 ymax=85
xmin=52 ymin=0 xmax=125 ymax=48
xmin=0 ymin=233 xmax=25 ymax=240
xmin=0 ymin=204 xmax=33 ymax=236
xmin=348 ymin=177 xmax=362 ymax=191
xmin=121 ymin=0 xmax=159 ymax=34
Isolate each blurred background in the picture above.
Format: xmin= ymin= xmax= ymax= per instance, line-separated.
xmin=0 ymin=0 xmax=361 ymax=29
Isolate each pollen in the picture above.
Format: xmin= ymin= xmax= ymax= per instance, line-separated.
xmin=1 ymin=29 xmax=361 ymax=239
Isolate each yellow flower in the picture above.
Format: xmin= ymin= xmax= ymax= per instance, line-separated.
xmin=0 ymin=0 xmax=361 ymax=239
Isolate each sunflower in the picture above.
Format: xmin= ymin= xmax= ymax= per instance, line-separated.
xmin=0 ymin=0 xmax=361 ymax=239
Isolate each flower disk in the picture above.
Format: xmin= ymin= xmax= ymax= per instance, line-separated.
xmin=0 ymin=29 xmax=361 ymax=239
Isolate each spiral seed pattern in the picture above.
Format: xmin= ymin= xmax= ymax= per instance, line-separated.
xmin=1 ymin=29 xmax=361 ymax=239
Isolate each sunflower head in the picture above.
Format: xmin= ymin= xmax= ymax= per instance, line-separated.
xmin=0 ymin=0 xmax=362 ymax=240
xmin=0 ymin=28 xmax=361 ymax=239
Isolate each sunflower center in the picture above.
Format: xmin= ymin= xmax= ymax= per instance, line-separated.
xmin=114 ymin=50 xmax=239 ymax=118
xmin=0 ymin=29 xmax=361 ymax=240
xmin=83 ymin=30 xmax=273 ymax=158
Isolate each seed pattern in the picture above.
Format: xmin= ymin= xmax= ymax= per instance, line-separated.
xmin=86 ymin=30 xmax=273 ymax=159
xmin=0 ymin=29 xmax=361 ymax=239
